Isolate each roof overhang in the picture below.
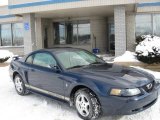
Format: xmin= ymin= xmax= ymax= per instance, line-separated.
xmin=136 ymin=2 xmax=160 ymax=13
xmin=35 ymin=4 xmax=135 ymax=19
xmin=9 ymin=0 xmax=137 ymax=15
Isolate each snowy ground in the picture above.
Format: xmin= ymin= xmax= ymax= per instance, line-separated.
xmin=0 ymin=65 xmax=160 ymax=120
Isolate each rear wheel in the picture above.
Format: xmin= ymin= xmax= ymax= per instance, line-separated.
xmin=14 ymin=74 xmax=29 ymax=95
xmin=74 ymin=88 xmax=101 ymax=120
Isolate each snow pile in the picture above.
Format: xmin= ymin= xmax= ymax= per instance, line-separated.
xmin=114 ymin=51 xmax=139 ymax=62
xmin=97 ymin=54 xmax=114 ymax=63
xmin=0 ymin=50 xmax=13 ymax=59
xmin=136 ymin=35 xmax=160 ymax=64
xmin=0 ymin=50 xmax=13 ymax=63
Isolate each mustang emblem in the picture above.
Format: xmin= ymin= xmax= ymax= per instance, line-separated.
xmin=146 ymin=83 xmax=153 ymax=90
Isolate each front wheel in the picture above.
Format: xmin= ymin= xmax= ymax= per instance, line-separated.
xmin=14 ymin=74 xmax=29 ymax=95
xmin=74 ymin=88 xmax=101 ymax=120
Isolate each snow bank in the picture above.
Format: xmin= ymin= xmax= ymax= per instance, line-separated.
xmin=114 ymin=35 xmax=160 ymax=63
xmin=0 ymin=50 xmax=14 ymax=63
xmin=0 ymin=50 xmax=13 ymax=59
xmin=97 ymin=54 xmax=114 ymax=62
xmin=114 ymin=51 xmax=139 ymax=62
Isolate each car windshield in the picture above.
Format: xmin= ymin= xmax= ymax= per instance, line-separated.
xmin=55 ymin=49 xmax=105 ymax=69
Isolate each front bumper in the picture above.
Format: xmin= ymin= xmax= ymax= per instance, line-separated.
xmin=100 ymin=83 xmax=160 ymax=115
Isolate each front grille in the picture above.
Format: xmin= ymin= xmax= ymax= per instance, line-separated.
xmin=142 ymin=81 xmax=154 ymax=93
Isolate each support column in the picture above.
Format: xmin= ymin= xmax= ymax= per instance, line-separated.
xmin=114 ymin=6 xmax=127 ymax=56
xmin=23 ymin=13 xmax=36 ymax=55
xmin=35 ymin=18 xmax=43 ymax=49
xmin=42 ymin=19 xmax=54 ymax=48
xmin=126 ymin=13 xmax=136 ymax=52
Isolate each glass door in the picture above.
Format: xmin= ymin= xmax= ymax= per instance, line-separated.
xmin=108 ymin=18 xmax=115 ymax=52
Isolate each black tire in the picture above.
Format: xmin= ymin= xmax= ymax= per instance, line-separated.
xmin=74 ymin=88 xmax=101 ymax=120
xmin=14 ymin=74 xmax=30 ymax=96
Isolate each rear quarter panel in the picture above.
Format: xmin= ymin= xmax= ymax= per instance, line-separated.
xmin=9 ymin=59 xmax=28 ymax=84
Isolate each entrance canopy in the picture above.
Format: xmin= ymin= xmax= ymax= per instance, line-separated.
xmin=34 ymin=4 xmax=135 ymax=19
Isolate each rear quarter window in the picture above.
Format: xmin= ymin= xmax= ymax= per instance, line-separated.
xmin=26 ymin=55 xmax=33 ymax=64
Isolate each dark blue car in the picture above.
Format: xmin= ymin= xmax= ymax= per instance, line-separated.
xmin=9 ymin=48 xmax=160 ymax=120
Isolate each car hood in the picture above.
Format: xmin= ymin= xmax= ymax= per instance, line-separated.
xmin=68 ymin=63 xmax=154 ymax=88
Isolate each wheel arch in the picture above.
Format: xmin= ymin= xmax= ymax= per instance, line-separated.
xmin=13 ymin=71 xmax=20 ymax=81
xmin=13 ymin=70 xmax=27 ymax=83
xmin=69 ymin=85 xmax=101 ymax=106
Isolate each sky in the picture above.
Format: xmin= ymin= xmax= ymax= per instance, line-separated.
xmin=0 ymin=0 xmax=8 ymax=6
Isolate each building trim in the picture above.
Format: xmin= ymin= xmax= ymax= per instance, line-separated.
xmin=9 ymin=0 xmax=81 ymax=9
xmin=0 ymin=15 xmax=15 ymax=19
xmin=138 ymin=2 xmax=160 ymax=7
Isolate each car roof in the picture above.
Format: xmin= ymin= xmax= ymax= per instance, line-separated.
xmin=37 ymin=47 xmax=84 ymax=53
xmin=24 ymin=47 xmax=84 ymax=61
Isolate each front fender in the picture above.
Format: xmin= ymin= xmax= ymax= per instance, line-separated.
xmin=65 ymin=78 xmax=109 ymax=100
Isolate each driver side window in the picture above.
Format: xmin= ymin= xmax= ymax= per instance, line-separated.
xmin=33 ymin=53 xmax=57 ymax=68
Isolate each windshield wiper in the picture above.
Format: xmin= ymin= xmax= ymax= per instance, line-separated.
xmin=89 ymin=62 xmax=103 ymax=65
xmin=67 ymin=65 xmax=86 ymax=70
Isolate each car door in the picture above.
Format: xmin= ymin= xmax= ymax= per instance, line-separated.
xmin=27 ymin=52 xmax=64 ymax=97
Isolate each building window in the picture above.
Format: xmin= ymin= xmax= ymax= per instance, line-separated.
xmin=54 ymin=21 xmax=91 ymax=45
xmin=108 ymin=20 xmax=115 ymax=51
xmin=0 ymin=23 xmax=24 ymax=47
xmin=54 ymin=23 xmax=66 ymax=45
xmin=78 ymin=22 xmax=91 ymax=45
xmin=1 ymin=24 xmax=12 ymax=46
xmin=153 ymin=14 xmax=160 ymax=37
xmin=136 ymin=13 xmax=160 ymax=38
xmin=136 ymin=14 xmax=152 ymax=37
xmin=12 ymin=23 xmax=24 ymax=46
xmin=72 ymin=23 xmax=78 ymax=44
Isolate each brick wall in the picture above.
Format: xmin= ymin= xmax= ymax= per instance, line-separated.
xmin=126 ymin=13 xmax=136 ymax=52
xmin=114 ymin=6 xmax=126 ymax=56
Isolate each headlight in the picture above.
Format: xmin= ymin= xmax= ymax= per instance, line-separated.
xmin=110 ymin=88 xmax=141 ymax=97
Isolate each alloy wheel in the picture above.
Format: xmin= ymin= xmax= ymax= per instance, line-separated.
xmin=15 ymin=76 xmax=23 ymax=93
xmin=75 ymin=94 xmax=90 ymax=117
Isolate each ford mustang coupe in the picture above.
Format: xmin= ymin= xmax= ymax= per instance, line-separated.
xmin=9 ymin=48 xmax=160 ymax=120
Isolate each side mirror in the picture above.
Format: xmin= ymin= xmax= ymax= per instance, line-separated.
xmin=49 ymin=64 xmax=61 ymax=73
